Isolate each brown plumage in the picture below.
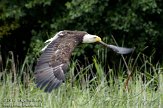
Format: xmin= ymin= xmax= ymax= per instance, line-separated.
xmin=34 ymin=30 xmax=88 ymax=92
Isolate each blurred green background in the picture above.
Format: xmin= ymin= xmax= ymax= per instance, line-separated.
xmin=0 ymin=0 xmax=163 ymax=68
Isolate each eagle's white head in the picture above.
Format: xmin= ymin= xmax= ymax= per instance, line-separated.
xmin=82 ymin=34 xmax=101 ymax=43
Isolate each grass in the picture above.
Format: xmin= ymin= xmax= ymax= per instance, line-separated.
xmin=0 ymin=52 xmax=163 ymax=108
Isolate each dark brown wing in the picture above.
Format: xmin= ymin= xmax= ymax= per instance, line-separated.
xmin=34 ymin=31 xmax=86 ymax=92
xmin=34 ymin=37 xmax=70 ymax=92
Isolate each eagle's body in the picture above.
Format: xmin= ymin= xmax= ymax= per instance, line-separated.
xmin=34 ymin=30 xmax=134 ymax=92
xmin=34 ymin=30 xmax=100 ymax=92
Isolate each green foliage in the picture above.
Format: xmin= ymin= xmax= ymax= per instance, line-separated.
xmin=106 ymin=0 xmax=162 ymax=51
xmin=0 ymin=21 xmax=20 ymax=38
xmin=0 ymin=1 xmax=25 ymax=38
xmin=25 ymin=0 xmax=53 ymax=8
xmin=0 ymin=55 xmax=163 ymax=108
xmin=0 ymin=0 xmax=163 ymax=65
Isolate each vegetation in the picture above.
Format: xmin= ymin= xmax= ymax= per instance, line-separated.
xmin=0 ymin=0 xmax=163 ymax=63
xmin=0 ymin=52 xmax=163 ymax=108
xmin=0 ymin=0 xmax=163 ymax=108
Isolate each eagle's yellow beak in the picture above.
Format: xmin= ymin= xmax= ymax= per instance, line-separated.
xmin=95 ymin=36 xmax=102 ymax=42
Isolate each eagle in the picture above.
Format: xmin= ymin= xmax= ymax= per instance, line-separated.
xmin=34 ymin=30 xmax=134 ymax=92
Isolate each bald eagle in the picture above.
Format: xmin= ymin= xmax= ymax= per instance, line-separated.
xmin=34 ymin=30 xmax=134 ymax=92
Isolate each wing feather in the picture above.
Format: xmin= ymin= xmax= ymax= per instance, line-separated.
xmin=34 ymin=31 xmax=83 ymax=92
xmin=35 ymin=68 xmax=53 ymax=82
xmin=39 ymin=75 xmax=56 ymax=89
xmin=34 ymin=36 xmax=68 ymax=92
xmin=44 ymin=78 xmax=62 ymax=92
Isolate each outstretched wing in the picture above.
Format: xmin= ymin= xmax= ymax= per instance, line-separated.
xmin=34 ymin=30 xmax=85 ymax=92
xmin=34 ymin=36 xmax=69 ymax=92
xmin=98 ymin=41 xmax=134 ymax=54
